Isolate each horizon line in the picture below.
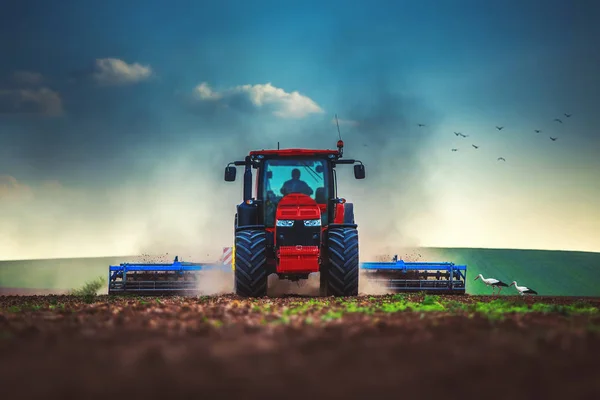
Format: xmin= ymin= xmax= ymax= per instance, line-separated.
xmin=2 ymin=245 xmax=599 ymax=262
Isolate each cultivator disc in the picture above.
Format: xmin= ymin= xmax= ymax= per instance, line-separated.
xmin=360 ymin=255 xmax=467 ymax=294
xmin=108 ymin=255 xmax=232 ymax=295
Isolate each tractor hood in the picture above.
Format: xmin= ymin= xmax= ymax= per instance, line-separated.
xmin=275 ymin=193 xmax=321 ymax=222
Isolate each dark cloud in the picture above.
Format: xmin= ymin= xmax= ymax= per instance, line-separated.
xmin=296 ymin=22 xmax=443 ymax=254
xmin=12 ymin=71 xmax=44 ymax=86
xmin=0 ymin=87 xmax=63 ymax=116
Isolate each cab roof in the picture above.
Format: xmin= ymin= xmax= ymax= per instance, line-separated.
xmin=249 ymin=149 xmax=341 ymax=158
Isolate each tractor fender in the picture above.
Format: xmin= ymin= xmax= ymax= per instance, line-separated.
xmin=334 ymin=202 xmax=355 ymax=224
xmin=343 ymin=203 xmax=355 ymax=224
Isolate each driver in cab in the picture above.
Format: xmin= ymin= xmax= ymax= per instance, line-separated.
xmin=280 ymin=168 xmax=313 ymax=197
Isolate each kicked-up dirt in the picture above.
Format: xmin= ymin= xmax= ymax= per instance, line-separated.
xmin=1 ymin=293 xmax=599 ymax=400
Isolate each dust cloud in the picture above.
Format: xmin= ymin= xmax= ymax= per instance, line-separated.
xmin=195 ymin=270 xmax=235 ymax=296
xmin=267 ymin=273 xmax=320 ymax=297
xmin=266 ymin=271 xmax=392 ymax=296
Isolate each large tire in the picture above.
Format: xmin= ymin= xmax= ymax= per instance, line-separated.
xmin=234 ymin=229 xmax=268 ymax=297
xmin=323 ymin=227 xmax=359 ymax=296
xmin=319 ymin=267 xmax=329 ymax=297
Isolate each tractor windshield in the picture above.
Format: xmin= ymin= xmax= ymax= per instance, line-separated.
xmin=263 ymin=158 xmax=330 ymax=227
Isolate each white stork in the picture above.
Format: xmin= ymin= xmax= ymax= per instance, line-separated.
xmin=509 ymin=281 xmax=538 ymax=296
xmin=474 ymin=274 xmax=509 ymax=295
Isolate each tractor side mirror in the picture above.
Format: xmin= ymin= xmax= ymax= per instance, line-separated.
xmin=354 ymin=164 xmax=365 ymax=179
xmin=224 ymin=166 xmax=236 ymax=182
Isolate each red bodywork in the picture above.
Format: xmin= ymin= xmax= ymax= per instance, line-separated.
xmin=333 ymin=203 xmax=345 ymax=224
xmin=274 ymin=194 xmax=322 ymax=274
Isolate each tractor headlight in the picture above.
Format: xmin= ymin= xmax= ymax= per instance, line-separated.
xmin=304 ymin=219 xmax=321 ymax=227
xmin=276 ymin=220 xmax=294 ymax=227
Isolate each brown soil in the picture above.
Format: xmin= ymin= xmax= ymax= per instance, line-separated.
xmin=1 ymin=294 xmax=599 ymax=400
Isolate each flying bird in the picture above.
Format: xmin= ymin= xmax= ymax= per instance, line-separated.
xmin=418 ymin=123 xmax=426 ymax=127
xmin=550 ymin=137 xmax=557 ymax=141
xmin=472 ymin=144 xmax=479 ymax=149
xmin=509 ymin=281 xmax=538 ymax=296
xmin=554 ymin=118 xmax=563 ymax=123
xmin=564 ymin=113 xmax=572 ymax=117
xmin=496 ymin=126 xmax=503 ymax=130
xmin=451 ymin=148 xmax=458 ymax=152
xmin=534 ymin=129 xmax=541 ymax=133
xmin=497 ymin=157 xmax=506 ymax=161
xmin=474 ymin=274 xmax=509 ymax=295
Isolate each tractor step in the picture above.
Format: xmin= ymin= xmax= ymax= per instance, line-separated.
xmin=108 ymin=255 xmax=232 ymax=295
xmin=360 ymin=256 xmax=467 ymax=294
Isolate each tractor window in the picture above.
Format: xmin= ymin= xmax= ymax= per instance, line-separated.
xmin=263 ymin=158 xmax=329 ymax=227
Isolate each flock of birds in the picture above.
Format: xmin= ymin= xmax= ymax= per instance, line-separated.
xmin=474 ymin=273 xmax=538 ymax=296
xmin=416 ymin=112 xmax=573 ymax=162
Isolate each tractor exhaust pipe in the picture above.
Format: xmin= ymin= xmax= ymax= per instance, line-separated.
xmin=243 ymin=156 xmax=252 ymax=201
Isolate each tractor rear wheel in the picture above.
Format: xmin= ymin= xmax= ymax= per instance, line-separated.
xmin=323 ymin=226 xmax=359 ymax=296
xmin=234 ymin=229 xmax=268 ymax=297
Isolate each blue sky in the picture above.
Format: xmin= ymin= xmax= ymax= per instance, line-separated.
xmin=1 ymin=0 xmax=599 ymax=259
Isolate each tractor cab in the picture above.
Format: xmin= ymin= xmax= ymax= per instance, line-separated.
xmin=260 ymin=157 xmax=331 ymax=227
xmin=224 ymin=141 xmax=365 ymax=231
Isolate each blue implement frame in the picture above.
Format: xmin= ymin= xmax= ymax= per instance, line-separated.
xmin=360 ymin=258 xmax=467 ymax=294
xmin=108 ymin=257 xmax=232 ymax=295
xmin=108 ymin=256 xmax=466 ymax=295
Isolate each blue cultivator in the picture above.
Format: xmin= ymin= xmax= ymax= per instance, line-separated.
xmin=360 ymin=255 xmax=467 ymax=294
xmin=108 ymin=256 xmax=232 ymax=295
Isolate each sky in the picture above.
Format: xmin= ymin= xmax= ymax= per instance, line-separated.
xmin=1 ymin=0 xmax=599 ymax=260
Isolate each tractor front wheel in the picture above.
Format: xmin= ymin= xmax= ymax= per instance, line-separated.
xmin=322 ymin=226 xmax=359 ymax=296
xmin=234 ymin=229 xmax=268 ymax=297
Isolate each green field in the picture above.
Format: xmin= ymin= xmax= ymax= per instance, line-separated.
xmin=0 ymin=256 xmax=137 ymax=293
xmin=1 ymin=248 xmax=599 ymax=296
xmin=420 ymin=247 xmax=600 ymax=296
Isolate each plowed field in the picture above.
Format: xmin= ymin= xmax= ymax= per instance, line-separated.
xmin=1 ymin=294 xmax=599 ymax=400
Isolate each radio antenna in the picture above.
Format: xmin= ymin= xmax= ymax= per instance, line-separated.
xmin=334 ymin=114 xmax=344 ymax=157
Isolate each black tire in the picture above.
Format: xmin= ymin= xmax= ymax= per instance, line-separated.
xmin=234 ymin=229 xmax=268 ymax=297
xmin=319 ymin=267 xmax=329 ymax=297
xmin=324 ymin=227 xmax=359 ymax=296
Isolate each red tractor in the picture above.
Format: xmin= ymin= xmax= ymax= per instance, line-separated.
xmin=224 ymin=140 xmax=366 ymax=297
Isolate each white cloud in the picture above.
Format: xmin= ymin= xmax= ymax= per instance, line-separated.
xmin=193 ymin=82 xmax=324 ymax=118
xmin=331 ymin=117 xmax=359 ymax=127
xmin=0 ymin=87 xmax=63 ymax=116
xmin=12 ymin=71 xmax=44 ymax=85
xmin=92 ymin=58 xmax=153 ymax=86
xmin=195 ymin=82 xmax=222 ymax=100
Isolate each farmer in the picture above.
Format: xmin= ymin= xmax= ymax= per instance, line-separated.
xmin=280 ymin=168 xmax=313 ymax=196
